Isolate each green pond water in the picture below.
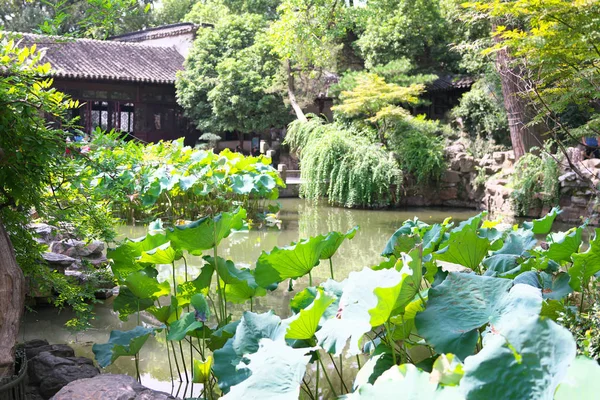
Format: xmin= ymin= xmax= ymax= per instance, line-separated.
xmin=19 ymin=199 xmax=483 ymax=397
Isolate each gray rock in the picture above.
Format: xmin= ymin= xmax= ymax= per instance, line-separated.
xmin=30 ymin=223 xmax=62 ymax=243
xmin=28 ymin=352 xmax=99 ymax=398
xmin=42 ymin=252 xmax=76 ymax=268
xmin=441 ymin=170 xmax=461 ymax=184
xmin=51 ymin=374 xmax=176 ymax=400
xmin=26 ymin=343 xmax=75 ymax=361
xmin=94 ymin=288 xmax=114 ymax=299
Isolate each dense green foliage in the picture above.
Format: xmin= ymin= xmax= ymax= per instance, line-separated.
xmin=287 ymin=118 xmax=402 ymax=207
xmin=97 ymin=206 xmax=600 ymax=398
xmin=510 ymin=145 xmax=561 ymax=215
xmin=176 ymin=13 xmax=290 ymax=136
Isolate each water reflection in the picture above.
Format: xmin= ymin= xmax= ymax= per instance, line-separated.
xmin=20 ymin=199 xmax=479 ymax=397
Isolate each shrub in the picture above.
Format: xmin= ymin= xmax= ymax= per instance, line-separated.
xmin=451 ymin=79 xmax=510 ymax=146
xmin=510 ymin=144 xmax=560 ymax=215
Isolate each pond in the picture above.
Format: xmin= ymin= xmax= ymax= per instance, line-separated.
xmin=20 ymin=199 xmax=481 ymax=396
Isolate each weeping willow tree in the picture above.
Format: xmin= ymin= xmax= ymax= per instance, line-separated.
xmin=286 ymin=117 xmax=402 ymax=208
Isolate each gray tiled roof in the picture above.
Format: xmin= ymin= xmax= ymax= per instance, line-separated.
xmin=13 ymin=32 xmax=184 ymax=84
xmin=428 ymin=75 xmax=475 ymax=92
xmin=110 ymin=22 xmax=200 ymax=42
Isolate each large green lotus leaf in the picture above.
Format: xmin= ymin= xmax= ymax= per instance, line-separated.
xmin=316 ymin=268 xmax=406 ymax=356
xmin=555 ymin=356 xmax=600 ymax=399
xmin=213 ymin=311 xmax=285 ymax=393
xmin=167 ymin=311 xmax=204 ymax=341
xmin=421 ymin=223 xmax=446 ymax=256
xmin=434 ymin=225 xmax=490 ymax=272
xmin=381 ymin=219 xmax=427 ymax=257
xmin=289 ymin=287 xmax=318 ymax=313
xmin=390 ymin=293 xmax=426 ymax=341
xmin=348 ymin=364 xmax=463 ymax=400
xmin=176 ymin=263 xmax=214 ymax=308
xmin=392 ymin=247 xmax=423 ymax=312
xmin=415 ymin=273 xmax=541 ymax=360
xmin=125 ymin=270 xmax=171 ymax=300
xmin=353 ymin=346 xmax=395 ymax=389
xmin=320 ymin=226 xmax=359 ymax=260
xmin=285 ymin=288 xmax=334 ymax=340
xmin=254 ymin=235 xmax=329 ymax=288
xmin=522 ymin=206 xmax=562 ymax=234
xmin=109 ymin=233 xmax=170 ymax=279
xmin=166 ymin=208 xmax=246 ymax=255
xmin=146 ymin=304 xmax=175 ymax=324
xmin=544 ymin=227 xmax=583 ymax=264
xmin=112 ymin=286 xmax=154 ymax=321
xmin=221 ymin=338 xmax=313 ymax=400
xmin=231 ymin=174 xmax=255 ymax=195
xmin=514 ymin=271 xmax=572 ymax=300
xmin=208 ymin=320 xmax=240 ymax=352
xmin=481 ymin=254 xmax=521 ymax=277
xmin=203 ymin=256 xmax=265 ymax=303
xmin=137 ymin=242 xmax=182 ymax=264
xmin=460 ymin=316 xmax=576 ymax=399
xmin=191 ymin=293 xmax=210 ymax=322
xmin=491 ymin=228 xmax=536 ymax=256
xmin=569 ymin=228 xmax=600 ymax=291
xmin=92 ymin=326 xmax=154 ymax=368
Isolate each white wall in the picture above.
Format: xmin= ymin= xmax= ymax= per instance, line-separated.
xmin=133 ymin=32 xmax=195 ymax=57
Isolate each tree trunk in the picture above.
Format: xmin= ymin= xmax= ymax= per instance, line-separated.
xmin=0 ymin=219 xmax=25 ymax=378
xmin=495 ymin=37 xmax=545 ymax=160
xmin=286 ymin=60 xmax=307 ymax=122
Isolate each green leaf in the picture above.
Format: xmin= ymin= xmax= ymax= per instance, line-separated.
xmin=193 ymin=356 xmax=213 ymax=384
xmin=221 ymin=339 xmax=313 ymax=400
xmin=569 ymin=228 xmax=600 ymax=291
xmin=191 ymin=293 xmax=210 ymax=322
xmin=204 ymin=256 xmax=265 ymax=303
xmin=112 ymin=286 xmax=154 ymax=321
xmin=348 ymin=364 xmax=463 ymax=399
xmin=316 ymin=268 xmax=406 ymax=356
xmin=166 ymin=208 xmax=246 ymax=255
xmin=167 ymin=311 xmax=204 ymax=341
xmin=434 ymin=225 xmax=490 ymax=272
xmin=514 ymin=271 xmax=572 ymax=300
xmin=92 ymin=326 xmax=154 ymax=368
xmin=285 ymin=288 xmax=334 ymax=340
xmin=390 ymin=294 xmax=426 ymax=340
xmin=460 ymin=316 xmax=576 ymax=399
xmin=137 ymin=242 xmax=182 ymax=264
xmin=430 ymin=354 xmax=463 ymax=386
xmin=415 ymin=273 xmax=541 ymax=360
xmin=125 ymin=270 xmax=171 ymax=300
xmin=213 ymin=311 xmax=284 ymax=393
xmin=555 ymin=356 xmax=600 ymax=399
xmin=544 ymin=227 xmax=583 ymax=264
xmin=522 ymin=206 xmax=562 ymax=234
xmin=177 ymin=263 xmax=214 ymax=308
xmin=254 ymin=235 xmax=329 ymax=287
xmin=353 ymin=346 xmax=395 ymax=389
xmin=381 ymin=219 xmax=425 ymax=257
xmin=320 ymin=226 xmax=359 ymax=260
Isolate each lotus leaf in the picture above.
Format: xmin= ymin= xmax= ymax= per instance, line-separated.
xmin=348 ymin=364 xmax=463 ymax=399
xmin=112 ymin=286 xmax=154 ymax=321
xmin=522 ymin=207 xmax=562 ymax=234
xmin=555 ymin=356 xmax=600 ymax=399
xmin=514 ymin=271 xmax=572 ymax=300
xmin=435 ymin=225 xmax=490 ymax=272
xmin=254 ymin=235 xmax=329 ymax=287
xmin=381 ymin=219 xmax=427 ymax=257
xmin=415 ymin=273 xmax=542 ymax=360
xmin=544 ymin=227 xmax=583 ymax=264
xmin=166 ymin=208 xmax=246 ymax=255
xmin=204 ymin=256 xmax=266 ymax=303
xmin=569 ymin=228 xmax=600 ymax=291
xmin=92 ymin=326 xmax=155 ymax=368
xmin=352 ymin=347 xmax=395 ymax=389
xmin=430 ymin=354 xmax=464 ymax=386
xmin=460 ymin=316 xmax=576 ymax=399
xmin=285 ymin=288 xmax=334 ymax=340
xmin=221 ymin=339 xmax=314 ymax=400
xmin=213 ymin=311 xmax=285 ymax=393
xmin=192 ymin=356 xmax=213 ymax=384
xmin=320 ymin=226 xmax=359 ymax=260
xmin=125 ymin=270 xmax=171 ymax=300
xmin=137 ymin=242 xmax=182 ymax=264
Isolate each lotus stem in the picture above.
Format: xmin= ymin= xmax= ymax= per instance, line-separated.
xmin=384 ymin=323 xmax=397 ymax=366
xmin=329 ymin=257 xmax=334 ymax=280
xmin=212 ymin=226 xmax=225 ymax=322
xmin=328 ymin=353 xmax=348 ymax=393
xmin=308 ymin=270 xmax=313 ymax=287
xmin=356 ymin=355 xmax=361 ymax=370
xmin=134 ymin=353 xmax=141 ymax=383
xmin=315 ymin=357 xmax=320 ymax=398
xmin=317 ymin=354 xmax=337 ymax=397
xmin=170 ymin=339 xmax=183 ymax=381
xmin=172 ymin=262 xmax=178 ymax=296
xmin=166 ymin=331 xmax=174 ymax=385
xmin=179 ymin=341 xmax=189 ymax=383
xmin=250 ymin=297 xmax=254 ymax=312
